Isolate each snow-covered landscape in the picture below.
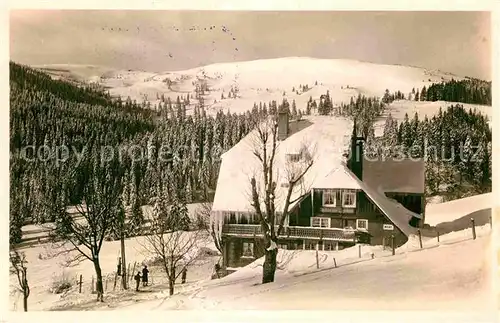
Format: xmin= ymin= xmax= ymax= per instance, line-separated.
xmin=9 ymin=194 xmax=495 ymax=312
xmin=35 ymin=57 xmax=492 ymax=125
xmin=9 ymin=10 xmax=495 ymax=321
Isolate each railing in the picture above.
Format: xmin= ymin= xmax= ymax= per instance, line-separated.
xmin=222 ymin=224 xmax=356 ymax=242
xmin=320 ymin=206 xmax=355 ymax=214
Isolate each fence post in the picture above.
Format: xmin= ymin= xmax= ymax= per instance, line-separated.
xmin=105 ymin=275 xmax=108 ymax=291
xmin=130 ymin=262 xmax=137 ymax=283
xmin=391 ymin=235 xmax=395 ymax=256
xmin=358 ymin=245 xmax=362 ymax=258
xmin=437 ymin=231 xmax=440 ymax=243
xmin=333 ymin=257 xmax=337 ymax=268
xmin=91 ymin=276 xmax=95 ymax=293
xmin=151 ymin=273 xmax=154 ymax=286
xmin=315 ymin=248 xmax=319 ymax=269
xmin=417 ymin=229 xmax=423 ymax=249
xmin=127 ymin=263 xmax=131 ymax=283
xmin=489 ymin=214 xmax=492 ymax=229
xmin=113 ymin=272 xmax=118 ymax=291
xmin=79 ymin=274 xmax=82 ymax=293
xmin=471 ymin=218 xmax=476 ymax=240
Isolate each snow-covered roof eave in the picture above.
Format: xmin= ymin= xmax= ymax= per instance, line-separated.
xmin=211 ymin=116 xmax=354 ymax=216
xmin=342 ymin=167 xmax=420 ymax=237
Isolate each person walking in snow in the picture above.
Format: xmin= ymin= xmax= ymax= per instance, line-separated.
xmin=117 ymin=257 xmax=122 ymax=276
xmin=142 ymin=265 xmax=149 ymax=287
xmin=134 ymin=271 xmax=141 ymax=291
xmin=181 ymin=267 xmax=187 ymax=284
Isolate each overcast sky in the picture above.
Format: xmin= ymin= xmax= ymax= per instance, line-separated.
xmin=10 ymin=10 xmax=491 ymax=80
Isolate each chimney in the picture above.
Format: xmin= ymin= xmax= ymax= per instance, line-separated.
xmin=278 ymin=110 xmax=289 ymax=141
xmin=349 ymin=119 xmax=365 ymax=180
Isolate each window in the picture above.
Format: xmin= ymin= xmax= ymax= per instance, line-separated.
xmin=304 ymin=240 xmax=317 ymax=250
xmin=356 ymin=219 xmax=369 ymax=231
xmin=242 ymin=242 xmax=254 ymax=258
xmin=311 ymin=217 xmax=330 ymax=228
xmin=278 ymin=244 xmax=288 ymax=250
xmin=323 ymin=189 xmax=342 ymax=206
xmin=342 ymin=190 xmax=357 ymax=208
xmin=322 ymin=241 xmax=337 ymax=251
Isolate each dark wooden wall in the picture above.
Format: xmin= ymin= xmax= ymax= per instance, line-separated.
xmin=296 ymin=190 xmax=408 ymax=247
xmin=386 ymin=193 xmax=424 ymax=215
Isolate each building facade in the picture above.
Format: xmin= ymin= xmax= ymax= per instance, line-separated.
xmin=212 ymin=116 xmax=424 ymax=268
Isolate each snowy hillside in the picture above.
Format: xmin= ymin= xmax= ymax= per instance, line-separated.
xmin=56 ymin=226 xmax=490 ymax=311
xmin=10 ymin=195 xmax=493 ymax=311
xmin=186 ymin=233 xmax=493 ymax=311
xmin=34 ymin=57 xmax=476 ymax=117
xmin=425 ymin=192 xmax=492 ymax=227
xmin=375 ymin=100 xmax=492 ymax=137
xmin=9 ymin=231 xmax=218 ymax=311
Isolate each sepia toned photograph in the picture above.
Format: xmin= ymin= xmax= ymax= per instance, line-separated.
xmin=8 ymin=9 xmax=495 ymax=315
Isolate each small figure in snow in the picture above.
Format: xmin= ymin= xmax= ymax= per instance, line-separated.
xmin=214 ymin=263 xmax=221 ymax=279
xmin=117 ymin=257 xmax=122 ymax=276
xmin=134 ymin=271 xmax=141 ymax=291
xmin=142 ymin=265 xmax=149 ymax=287
xmin=181 ymin=267 xmax=187 ymax=284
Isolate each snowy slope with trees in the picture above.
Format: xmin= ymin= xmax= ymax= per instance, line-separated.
xmin=35 ymin=57 xmax=491 ymax=118
xmin=10 ymin=58 xmax=493 ymax=313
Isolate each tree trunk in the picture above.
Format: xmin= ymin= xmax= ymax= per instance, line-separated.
xmin=168 ymin=279 xmax=175 ymax=296
xmin=169 ymin=264 xmax=176 ymax=295
xmin=120 ymin=233 xmax=127 ymax=290
xmin=93 ymin=257 xmax=104 ymax=302
xmin=262 ymin=247 xmax=278 ymax=284
xmin=23 ymin=293 xmax=28 ymax=312
xmin=22 ymin=270 xmax=29 ymax=312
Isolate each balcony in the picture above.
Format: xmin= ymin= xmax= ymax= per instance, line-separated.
xmin=222 ymin=224 xmax=356 ymax=242
xmin=319 ymin=206 xmax=355 ymax=214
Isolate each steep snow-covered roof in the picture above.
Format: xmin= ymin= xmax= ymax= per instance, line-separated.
xmin=341 ymin=165 xmax=421 ymax=236
xmin=212 ymin=116 xmax=353 ymax=213
xmin=314 ymin=166 xmax=362 ymax=190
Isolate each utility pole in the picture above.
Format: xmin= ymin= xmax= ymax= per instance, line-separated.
xmin=121 ymin=230 xmax=127 ymax=290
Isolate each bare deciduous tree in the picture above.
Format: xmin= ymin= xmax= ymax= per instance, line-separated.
xmin=195 ymin=202 xmax=223 ymax=254
xmin=53 ymin=154 xmax=123 ymax=302
xmin=10 ymin=247 xmax=30 ymax=312
xmin=139 ymin=197 xmax=206 ymax=296
xmin=248 ymin=116 xmax=315 ymax=284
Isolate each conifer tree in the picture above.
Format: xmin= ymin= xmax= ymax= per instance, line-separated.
xmin=291 ymin=100 xmax=297 ymax=118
